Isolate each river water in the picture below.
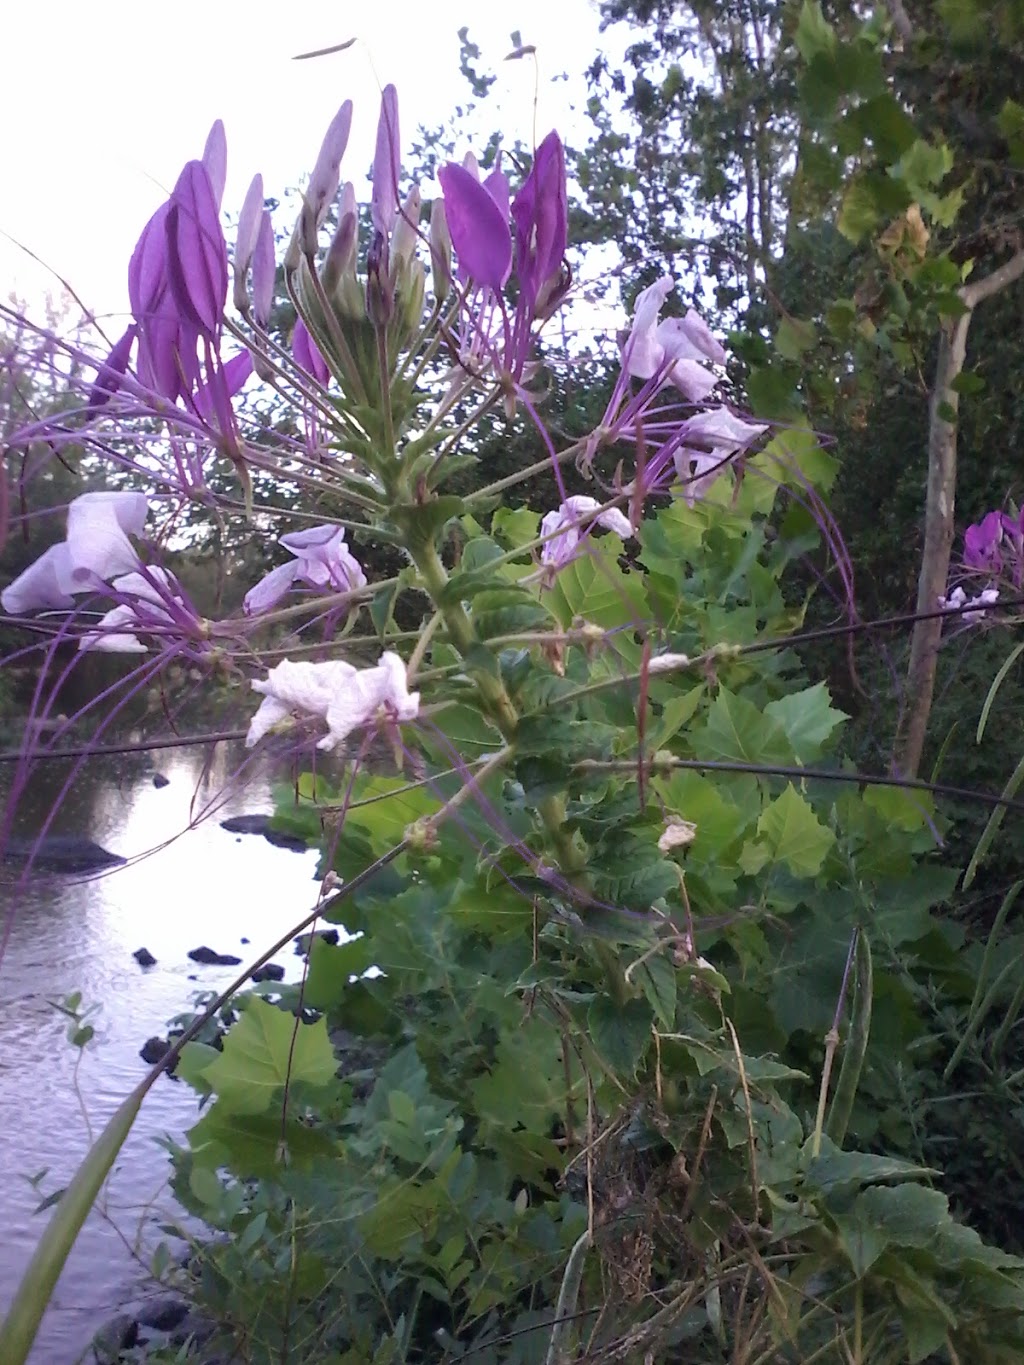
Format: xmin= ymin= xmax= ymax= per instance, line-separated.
xmin=0 ymin=741 xmax=320 ymax=1363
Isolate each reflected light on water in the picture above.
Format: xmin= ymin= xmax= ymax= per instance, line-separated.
xmin=0 ymin=743 xmax=320 ymax=1363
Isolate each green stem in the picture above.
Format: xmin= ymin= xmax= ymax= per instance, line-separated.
xmin=544 ymin=1229 xmax=592 ymax=1365
xmin=826 ymin=929 xmax=873 ymax=1148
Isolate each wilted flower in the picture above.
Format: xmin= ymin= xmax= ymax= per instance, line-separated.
xmin=246 ymin=652 xmax=419 ymax=751
xmin=540 ymin=496 xmax=633 ymax=569
xmin=244 ymin=525 xmax=367 ymax=615
xmin=658 ymin=818 xmax=697 ymax=853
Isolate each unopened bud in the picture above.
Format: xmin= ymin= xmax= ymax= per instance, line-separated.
xmin=390 ymin=185 xmax=422 ymax=279
xmin=251 ymin=213 xmax=276 ymax=328
xmin=321 ymin=183 xmax=359 ymax=294
xmin=233 ymin=174 xmax=265 ymax=315
xmin=429 ymin=198 xmax=452 ymax=303
xmin=366 ymin=230 xmax=394 ymax=327
xmin=400 ymin=262 xmax=426 ymax=333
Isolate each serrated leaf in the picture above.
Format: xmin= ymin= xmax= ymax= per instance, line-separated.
xmin=764 ymin=683 xmax=847 ymax=762
xmin=756 ymin=784 xmax=834 ymax=876
xmin=201 ymin=997 xmax=338 ymax=1115
xmin=695 ymin=688 xmax=795 ymax=767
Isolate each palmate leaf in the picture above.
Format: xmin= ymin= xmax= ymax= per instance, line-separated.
xmin=200 ymin=997 xmax=338 ymax=1115
xmin=755 ymin=784 xmax=835 ymax=877
xmin=764 ymin=682 xmax=847 ymax=763
xmin=695 ymin=687 xmax=796 ymax=768
xmin=545 ymin=538 xmax=648 ymax=630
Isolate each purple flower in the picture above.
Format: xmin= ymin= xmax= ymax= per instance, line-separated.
xmin=166 ymin=160 xmax=228 ymax=339
xmin=86 ymin=325 xmax=137 ymax=411
xmin=671 ymin=407 xmax=768 ymax=505
xmin=243 ymin=524 xmax=367 ymax=615
xmin=371 ymin=86 xmax=401 ymax=241
xmin=964 ymin=510 xmax=1005 ymax=572
xmin=299 ymin=101 xmax=354 ymax=254
xmin=624 ymin=276 xmax=724 ymax=402
xmin=510 ymin=132 xmax=567 ymax=311
xmin=246 ymin=652 xmax=418 ymax=751
xmin=437 ymin=162 xmax=512 ymax=292
xmin=292 ymin=319 xmax=329 ymax=387
xmin=77 ymin=568 xmax=186 ymax=654
xmin=540 ymin=495 xmax=633 ymax=569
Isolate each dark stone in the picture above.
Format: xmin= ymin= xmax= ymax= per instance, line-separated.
xmin=187 ymin=973 xmax=198 ymax=980
xmin=136 ymin=1295 xmax=188 ymax=1332
xmin=133 ymin=947 xmax=157 ymax=967
xmin=294 ymin=928 xmax=339 ymax=955
xmin=251 ymin=962 xmax=285 ymax=983
xmin=188 ymin=945 xmax=243 ymax=966
xmin=240 ymin=936 xmax=250 ymax=944
xmin=152 ymin=772 xmax=170 ymax=788
xmin=170 ymin=1307 xmax=217 ymax=1349
xmin=4 ymin=835 xmax=125 ymax=874
xmin=219 ymin=813 xmax=308 ymax=853
xmin=92 ymin=1312 xmax=138 ymax=1362
xmin=140 ymin=1036 xmax=170 ymax=1065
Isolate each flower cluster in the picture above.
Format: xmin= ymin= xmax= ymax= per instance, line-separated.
xmin=940 ymin=504 xmax=1024 ymax=622
xmin=0 ymin=82 xmax=767 ymax=761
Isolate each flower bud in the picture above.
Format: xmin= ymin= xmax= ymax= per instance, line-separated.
xmin=429 ymin=198 xmax=452 ymax=303
xmin=320 ymin=183 xmax=358 ymax=294
xmin=365 ymin=231 xmax=393 ymax=328
xmin=233 ymin=174 xmax=265 ymax=315
xmin=390 ymin=185 xmax=422 ymax=281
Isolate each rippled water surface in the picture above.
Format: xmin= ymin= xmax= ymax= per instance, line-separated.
xmin=0 ymin=743 xmax=319 ymax=1362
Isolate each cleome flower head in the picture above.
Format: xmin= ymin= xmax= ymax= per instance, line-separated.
xmin=246 ymin=652 xmax=419 ymax=752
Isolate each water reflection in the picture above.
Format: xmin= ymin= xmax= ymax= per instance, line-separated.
xmin=0 ymin=742 xmax=319 ymax=1363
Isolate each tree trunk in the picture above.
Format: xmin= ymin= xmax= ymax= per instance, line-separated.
xmin=895 ymin=250 xmax=1024 ymax=777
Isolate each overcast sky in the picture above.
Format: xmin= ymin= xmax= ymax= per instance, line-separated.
xmin=2 ymin=0 xmax=615 ymax=326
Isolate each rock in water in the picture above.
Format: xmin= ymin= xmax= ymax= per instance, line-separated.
xmin=3 ymin=835 xmax=126 ymax=873
xmin=252 ymin=962 xmax=285 ymax=983
xmin=219 ymin=813 xmax=309 ymax=853
xmin=140 ymin=1037 xmax=170 ymax=1064
xmin=188 ymin=945 xmax=243 ymax=966
xmin=133 ymin=947 xmax=157 ymax=967
xmin=92 ymin=1312 xmax=139 ymax=1362
xmin=152 ymin=772 xmax=170 ymax=788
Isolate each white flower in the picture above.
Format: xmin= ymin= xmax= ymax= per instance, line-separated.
xmin=938 ymin=585 xmax=999 ymax=621
xmin=540 ymin=496 xmax=633 ymax=568
xmin=2 ymin=491 xmax=149 ymax=615
xmin=246 ymin=652 xmax=419 ymax=751
xmin=624 ymin=275 xmax=726 ymax=401
xmin=77 ymin=569 xmax=182 ymax=653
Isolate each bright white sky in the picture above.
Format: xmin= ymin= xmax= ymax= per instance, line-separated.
xmin=2 ymin=0 xmax=616 ymax=329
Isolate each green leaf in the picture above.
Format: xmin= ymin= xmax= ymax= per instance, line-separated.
xmin=756 ymin=784 xmax=834 ymax=877
xmin=587 ymin=996 xmax=653 ymax=1077
xmin=695 ymin=688 xmax=796 ymax=768
xmin=201 ymin=997 xmax=338 ymax=1115
xmin=795 ymin=0 xmax=836 ymax=62
xmin=305 ymin=934 xmax=376 ymax=1011
xmin=837 ymin=175 xmax=884 ymax=242
xmin=545 ymin=539 xmax=647 ymax=630
xmin=997 ymin=97 xmax=1024 ymax=164
xmin=764 ymin=683 xmax=847 ymax=762
xmin=775 ymin=316 xmax=816 ymax=360
xmin=892 ymin=139 xmax=954 ymax=195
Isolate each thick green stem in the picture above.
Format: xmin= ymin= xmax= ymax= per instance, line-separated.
xmin=826 ymin=929 xmax=873 ymax=1148
xmin=410 ymin=538 xmax=585 ymax=881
